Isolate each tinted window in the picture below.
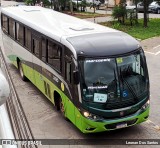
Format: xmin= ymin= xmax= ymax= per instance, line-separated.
xmin=9 ymin=18 xmax=15 ymax=38
xmin=47 ymin=40 xmax=62 ymax=72
xmin=25 ymin=28 xmax=31 ymax=51
xmin=16 ymin=23 xmax=24 ymax=45
xmin=42 ymin=37 xmax=47 ymax=62
xmin=65 ymin=61 xmax=72 ymax=83
xmin=2 ymin=15 xmax=8 ymax=33
xmin=32 ymin=37 xmax=40 ymax=58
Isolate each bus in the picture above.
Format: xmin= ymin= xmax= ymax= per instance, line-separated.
xmin=1 ymin=6 xmax=150 ymax=133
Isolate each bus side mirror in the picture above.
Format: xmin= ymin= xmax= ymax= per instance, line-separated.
xmin=0 ymin=70 xmax=10 ymax=106
xmin=73 ymin=70 xmax=80 ymax=85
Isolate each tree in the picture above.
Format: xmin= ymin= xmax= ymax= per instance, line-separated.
xmin=112 ymin=0 xmax=126 ymax=24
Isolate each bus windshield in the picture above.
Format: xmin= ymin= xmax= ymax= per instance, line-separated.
xmin=79 ymin=49 xmax=149 ymax=106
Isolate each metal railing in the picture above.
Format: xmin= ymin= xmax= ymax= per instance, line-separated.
xmin=0 ymin=47 xmax=38 ymax=148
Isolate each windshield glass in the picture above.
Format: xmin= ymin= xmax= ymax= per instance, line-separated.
xmin=79 ymin=49 xmax=149 ymax=104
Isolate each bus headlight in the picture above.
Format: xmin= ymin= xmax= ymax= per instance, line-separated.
xmin=83 ymin=111 xmax=90 ymax=117
xmin=142 ymin=100 xmax=150 ymax=110
xmin=82 ymin=110 xmax=103 ymax=121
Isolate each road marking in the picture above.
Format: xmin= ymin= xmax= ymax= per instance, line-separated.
xmin=144 ymin=51 xmax=155 ymax=55
xmin=146 ymin=119 xmax=160 ymax=131
xmin=153 ymin=44 xmax=160 ymax=50
xmin=155 ymin=50 xmax=160 ymax=55
xmin=144 ymin=50 xmax=160 ymax=56
xmin=144 ymin=45 xmax=160 ymax=55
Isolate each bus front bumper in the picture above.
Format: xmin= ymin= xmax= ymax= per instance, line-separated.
xmin=80 ymin=106 xmax=149 ymax=133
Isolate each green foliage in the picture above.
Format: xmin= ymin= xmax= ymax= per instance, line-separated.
xmin=100 ymin=19 xmax=160 ymax=40
xmin=42 ymin=0 xmax=51 ymax=7
xmin=25 ymin=0 xmax=36 ymax=5
xmin=112 ymin=5 xmax=126 ymax=21
xmin=24 ymin=0 xmax=51 ymax=6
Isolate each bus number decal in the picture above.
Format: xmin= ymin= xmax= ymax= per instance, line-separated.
xmin=53 ymin=76 xmax=59 ymax=83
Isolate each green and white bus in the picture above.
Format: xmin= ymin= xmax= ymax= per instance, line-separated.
xmin=1 ymin=6 xmax=150 ymax=133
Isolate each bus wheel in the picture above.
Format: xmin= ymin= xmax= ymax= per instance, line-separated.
xmin=19 ymin=61 xmax=27 ymax=81
xmin=59 ymin=99 xmax=69 ymax=121
xmin=60 ymin=99 xmax=65 ymax=116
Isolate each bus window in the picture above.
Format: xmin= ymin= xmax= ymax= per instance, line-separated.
xmin=32 ymin=37 xmax=40 ymax=58
xmin=47 ymin=40 xmax=62 ymax=72
xmin=9 ymin=18 xmax=15 ymax=39
xmin=25 ymin=28 xmax=31 ymax=51
xmin=42 ymin=37 xmax=47 ymax=62
xmin=16 ymin=23 xmax=24 ymax=45
xmin=65 ymin=61 xmax=72 ymax=83
xmin=2 ymin=15 xmax=8 ymax=33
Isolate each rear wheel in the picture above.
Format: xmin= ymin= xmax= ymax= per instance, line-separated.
xmin=19 ymin=61 xmax=27 ymax=81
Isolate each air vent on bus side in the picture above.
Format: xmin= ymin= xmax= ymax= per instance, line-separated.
xmin=23 ymin=7 xmax=41 ymax=12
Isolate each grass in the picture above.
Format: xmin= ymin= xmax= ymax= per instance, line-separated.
xmin=100 ymin=18 xmax=160 ymax=40
xmin=64 ymin=11 xmax=110 ymax=19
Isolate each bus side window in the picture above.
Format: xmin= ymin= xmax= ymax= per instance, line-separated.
xmin=25 ymin=28 xmax=31 ymax=51
xmin=42 ymin=37 xmax=47 ymax=62
xmin=32 ymin=37 xmax=40 ymax=58
xmin=47 ymin=40 xmax=62 ymax=72
xmin=65 ymin=61 xmax=72 ymax=83
xmin=9 ymin=18 xmax=15 ymax=39
xmin=2 ymin=15 xmax=9 ymax=33
xmin=16 ymin=22 xmax=24 ymax=45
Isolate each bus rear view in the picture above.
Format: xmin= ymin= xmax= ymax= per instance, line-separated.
xmin=68 ymin=32 xmax=150 ymax=133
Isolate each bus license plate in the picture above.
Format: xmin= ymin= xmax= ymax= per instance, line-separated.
xmin=116 ymin=123 xmax=127 ymax=129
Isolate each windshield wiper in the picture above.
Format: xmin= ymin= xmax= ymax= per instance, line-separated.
xmin=119 ymin=68 xmax=139 ymax=102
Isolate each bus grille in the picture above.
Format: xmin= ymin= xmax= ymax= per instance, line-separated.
xmin=105 ymin=119 xmax=137 ymax=130
xmin=105 ymin=99 xmax=136 ymax=110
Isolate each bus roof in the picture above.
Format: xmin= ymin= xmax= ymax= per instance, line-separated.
xmin=1 ymin=6 xmax=140 ymax=57
xmin=1 ymin=6 xmax=118 ymax=41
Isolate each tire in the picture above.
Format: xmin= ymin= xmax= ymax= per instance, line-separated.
xmin=158 ymin=9 xmax=160 ymax=14
xmin=59 ymin=99 xmax=65 ymax=116
xmin=19 ymin=61 xmax=27 ymax=81
xmin=59 ymin=98 xmax=69 ymax=121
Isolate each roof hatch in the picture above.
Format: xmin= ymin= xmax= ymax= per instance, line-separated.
xmin=69 ymin=26 xmax=94 ymax=31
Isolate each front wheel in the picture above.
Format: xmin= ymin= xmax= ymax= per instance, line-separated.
xmin=59 ymin=98 xmax=69 ymax=121
xmin=19 ymin=61 xmax=27 ymax=81
xmin=157 ymin=9 xmax=160 ymax=14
